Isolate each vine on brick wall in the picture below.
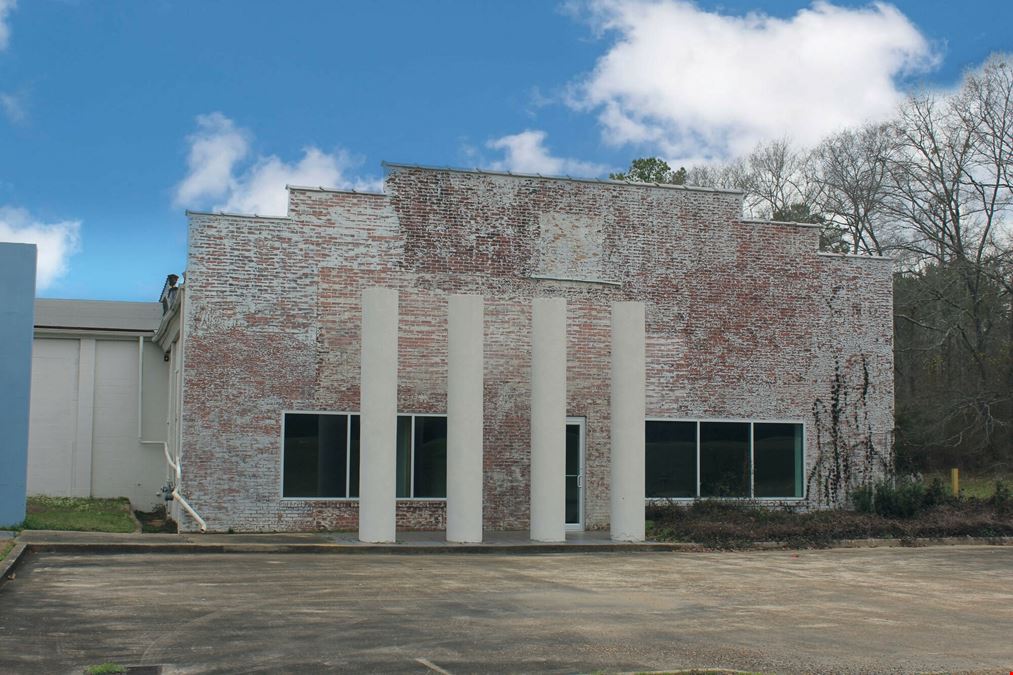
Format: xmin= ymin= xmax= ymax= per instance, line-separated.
xmin=808 ymin=354 xmax=893 ymax=506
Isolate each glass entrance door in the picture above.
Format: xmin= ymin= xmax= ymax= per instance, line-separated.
xmin=565 ymin=418 xmax=585 ymax=530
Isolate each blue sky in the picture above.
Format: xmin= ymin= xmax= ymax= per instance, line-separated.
xmin=1 ymin=0 xmax=1010 ymax=301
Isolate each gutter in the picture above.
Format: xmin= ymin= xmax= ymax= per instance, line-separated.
xmin=137 ymin=336 xmax=148 ymax=440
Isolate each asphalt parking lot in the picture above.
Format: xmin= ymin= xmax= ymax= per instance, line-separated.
xmin=1 ymin=546 xmax=1011 ymax=674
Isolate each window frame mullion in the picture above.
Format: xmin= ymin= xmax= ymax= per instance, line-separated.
xmin=345 ymin=413 xmax=352 ymax=499
xmin=695 ymin=421 xmax=701 ymax=498
xmin=749 ymin=421 xmax=755 ymax=499
xmin=409 ymin=415 xmax=416 ymax=499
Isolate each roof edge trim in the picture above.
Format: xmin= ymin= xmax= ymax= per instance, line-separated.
xmin=185 ymin=209 xmax=291 ymax=220
xmin=286 ymin=184 xmax=385 ymax=197
xmin=817 ymin=251 xmax=895 ymax=262
xmin=381 ymin=161 xmax=744 ymax=195
xmin=740 ymin=218 xmax=822 ymax=230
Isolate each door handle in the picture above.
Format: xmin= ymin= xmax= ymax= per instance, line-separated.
xmin=577 ymin=474 xmax=583 ymax=488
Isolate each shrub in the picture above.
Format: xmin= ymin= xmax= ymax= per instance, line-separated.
xmin=923 ymin=476 xmax=949 ymax=508
xmin=994 ymin=480 xmax=1010 ymax=517
xmin=873 ymin=479 xmax=926 ymax=519
xmin=850 ymin=484 xmax=874 ymax=513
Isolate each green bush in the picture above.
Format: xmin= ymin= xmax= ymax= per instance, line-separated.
xmin=923 ymin=476 xmax=949 ymax=508
xmin=873 ymin=479 xmax=926 ymax=518
xmin=851 ymin=479 xmax=936 ymax=518
xmin=850 ymin=484 xmax=875 ymax=513
xmin=994 ymin=480 xmax=1010 ymax=517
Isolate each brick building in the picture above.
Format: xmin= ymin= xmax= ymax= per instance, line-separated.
xmin=157 ymin=163 xmax=894 ymax=535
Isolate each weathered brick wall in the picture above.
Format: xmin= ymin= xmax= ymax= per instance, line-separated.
xmin=178 ymin=166 xmax=893 ymax=532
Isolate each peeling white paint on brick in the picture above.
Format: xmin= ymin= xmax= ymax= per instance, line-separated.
xmin=177 ymin=166 xmax=894 ymax=532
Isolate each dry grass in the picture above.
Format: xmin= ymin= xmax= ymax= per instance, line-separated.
xmin=647 ymin=498 xmax=1013 ymax=549
xmin=923 ymin=472 xmax=1012 ymax=499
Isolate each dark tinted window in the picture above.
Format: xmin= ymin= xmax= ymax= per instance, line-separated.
xmin=753 ymin=423 xmax=803 ymax=498
xmin=645 ymin=421 xmax=697 ymax=498
xmin=700 ymin=422 xmax=750 ymax=497
xmin=282 ymin=413 xmax=347 ymax=498
xmin=413 ymin=416 xmax=448 ymax=498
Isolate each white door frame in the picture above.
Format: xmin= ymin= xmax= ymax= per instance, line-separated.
xmin=565 ymin=416 xmax=585 ymax=531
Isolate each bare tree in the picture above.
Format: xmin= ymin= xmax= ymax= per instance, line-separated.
xmin=812 ymin=124 xmax=898 ymax=255
xmin=684 ymin=160 xmax=748 ymax=192
xmin=739 ymin=138 xmax=819 ymax=220
xmin=889 ymin=56 xmax=1013 ymax=470
xmin=615 ymin=52 xmax=1013 ymax=472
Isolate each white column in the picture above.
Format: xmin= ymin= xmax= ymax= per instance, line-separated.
xmin=446 ymin=294 xmax=484 ymax=543
xmin=359 ymin=287 xmax=398 ymax=543
xmin=530 ymin=297 xmax=567 ymax=542
xmin=610 ymin=301 xmax=646 ymax=541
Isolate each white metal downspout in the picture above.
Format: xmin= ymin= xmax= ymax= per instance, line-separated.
xmin=173 ymin=286 xmax=205 ymax=532
xmin=163 ymin=441 xmax=207 ymax=532
xmin=138 ymin=333 xmax=206 ymax=532
xmin=137 ymin=336 xmax=145 ymax=439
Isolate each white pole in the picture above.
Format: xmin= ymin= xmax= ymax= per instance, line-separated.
xmin=610 ymin=301 xmax=646 ymax=541
xmin=359 ymin=287 xmax=398 ymax=543
xmin=530 ymin=297 xmax=567 ymax=542
xmin=446 ymin=294 xmax=484 ymax=543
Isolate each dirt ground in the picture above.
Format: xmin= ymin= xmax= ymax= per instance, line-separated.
xmin=1 ymin=546 xmax=1011 ymax=674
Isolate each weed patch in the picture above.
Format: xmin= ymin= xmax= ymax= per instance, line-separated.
xmin=84 ymin=664 xmax=126 ymax=674
xmin=647 ymin=497 xmax=1013 ymax=549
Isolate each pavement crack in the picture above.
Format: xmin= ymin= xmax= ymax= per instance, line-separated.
xmin=415 ymin=656 xmax=452 ymax=674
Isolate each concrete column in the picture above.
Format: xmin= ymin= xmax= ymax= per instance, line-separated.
xmin=359 ymin=287 xmax=398 ymax=543
xmin=610 ymin=301 xmax=646 ymax=542
xmin=530 ymin=297 xmax=567 ymax=542
xmin=74 ymin=338 xmax=97 ymax=498
xmin=446 ymin=294 xmax=484 ymax=543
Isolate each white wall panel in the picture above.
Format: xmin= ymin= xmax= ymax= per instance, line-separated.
xmin=91 ymin=340 xmax=163 ymax=507
xmin=27 ymin=338 xmax=79 ymax=496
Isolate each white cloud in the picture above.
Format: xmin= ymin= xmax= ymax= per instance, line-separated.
xmin=173 ymin=112 xmax=250 ymax=208
xmin=0 ymin=206 xmax=81 ymax=290
xmin=486 ymin=130 xmax=607 ymax=176
xmin=573 ymin=0 xmax=939 ymax=161
xmin=1 ymin=91 xmax=26 ymax=123
xmin=0 ymin=0 xmax=15 ymax=51
xmin=218 ymin=147 xmax=381 ymax=216
xmin=174 ymin=112 xmax=381 ymax=217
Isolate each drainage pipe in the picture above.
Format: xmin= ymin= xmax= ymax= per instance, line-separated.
xmin=162 ymin=442 xmax=207 ymax=532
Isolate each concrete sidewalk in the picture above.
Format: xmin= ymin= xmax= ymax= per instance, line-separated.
xmin=13 ymin=529 xmax=701 ymax=554
xmin=14 ymin=529 xmax=1013 ymax=554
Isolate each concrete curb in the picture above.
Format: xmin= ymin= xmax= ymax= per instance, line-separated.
xmin=126 ymin=507 xmax=144 ymax=534
xmin=21 ymin=542 xmax=701 ymax=555
xmin=13 ymin=535 xmax=1012 ymax=556
xmin=0 ymin=543 xmax=28 ymax=588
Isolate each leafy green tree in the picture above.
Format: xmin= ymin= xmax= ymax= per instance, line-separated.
xmin=610 ymin=157 xmax=687 ymax=185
